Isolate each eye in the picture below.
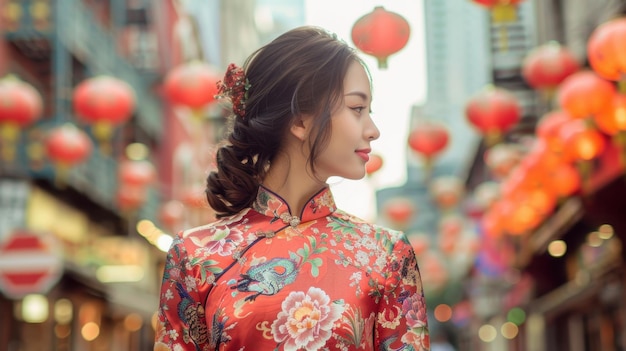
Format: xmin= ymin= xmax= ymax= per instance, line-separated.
xmin=351 ymin=106 xmax=365 ymax=114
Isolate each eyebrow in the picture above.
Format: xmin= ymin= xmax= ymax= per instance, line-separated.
xmin=344 ymin=91 xmax=370 ymax=101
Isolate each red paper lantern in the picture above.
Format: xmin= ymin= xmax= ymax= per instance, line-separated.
xmin=587 ymin=17 xmax=626 ymax=82
xmin=483 ymin=143 xmax=523 ymax=179
xmin=45 ymin=124 xmax=93 ymax=166
xmin=535 ymin=110 xmax=573 ymax=152
xmin=481 ymin=205 xmax=504 ymax=239
xmin=522 ymin=42 xmax=580 ymax=90
xmin=557 ymin=70 xmax=616 ymax=119
xmin=559 ymin=119 xmax=607 ymax=161
xmin=439 ymin=215 xmax=464 ymax=240
xmin=419 ymin=252 xmax=449 ymax=294
xmin=439 ymin=235 xmax=458 ymax=255
xmin=430 ymin=176 xmax=464 ymax=210
xmin=164 ymin=60 xmax=220 ymax=110
xmin=519 ymin=140 xmax=565 ymax=185
xmin=73 ymin=76 xmax=135 ymax=126
xmin=118 ymin=159 xmax=156 ymax=187
xmin=73 ymin=75 xmax=136 ymax=150
xmin=351 ymin=6 xmax=410 ymax=69
xmin=0 ymin=76 xmax=43 ymax=161
xmin=499 ymin=198 xmax=542 ymax=236
xmin=408 ymin=121 xmax=449 ymax=162
xmin=593 ymin=93 xmax=626 ymax=135
xmin=365 ymin=153 xmax=383 ymax=175
xmin=518 ymin=187 xmax=557 ymax=216
xmin=473 ymin=181 xmax=500 ymax=212
xmin=407 ymin=233 xmax=430 ymax=256
xmin=181 ymin=185 xmax=208 ymax=208
xmin=0 ymin=75 xmax=43 ymax=127
xmin=117 ymin=185 xmax=147 ymax=211
xmin=383 ymin=198 xmax=415 ymax=226
xmin=499 ymin=164 xmax=528 ymax=197
xmin=547 ymin=163 xmax=581 ymax=197
xmin=159 ymin=200 xmax=185 ymax=230
xmin=465 ymin=86 xmax=521 ymax=144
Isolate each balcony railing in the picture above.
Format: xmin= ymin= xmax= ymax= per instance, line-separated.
xmin=3 ymin=0 xmax=163 ymax=139
xmin=0 ymin=120 xmax=161 ymax=226
xmin=2 ymin=0 xmax=164 ymax=225
xmin=56 ymin=0 xmax=162 ymax=139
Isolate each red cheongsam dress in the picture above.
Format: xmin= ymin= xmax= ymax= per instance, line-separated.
xmin=154 ymin=185 xmax=429 ymax=351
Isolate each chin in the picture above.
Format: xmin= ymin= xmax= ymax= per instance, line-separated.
xmin=342 ymin=170 xmax=366 ymax=180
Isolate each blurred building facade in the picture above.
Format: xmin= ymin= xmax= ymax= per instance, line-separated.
xmin=375 ymin=0 xmax=501 ymax=341
xmin=0 ymin=0 xmax=260 ymax=350
xmin=461 ymin=1 xmax=626 ymax=351
xmin=375 ymin=0 xmax=626 ymax=350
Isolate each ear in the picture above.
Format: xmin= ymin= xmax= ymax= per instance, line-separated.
xmin=289 ymin=114 xmax=313 ymax=141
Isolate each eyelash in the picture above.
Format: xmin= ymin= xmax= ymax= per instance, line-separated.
xmin=352 ymin=106 xmax=369 ymax=114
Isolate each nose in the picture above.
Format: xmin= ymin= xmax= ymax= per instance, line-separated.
xmin=366 ymin=116 xmax=381 ymax=141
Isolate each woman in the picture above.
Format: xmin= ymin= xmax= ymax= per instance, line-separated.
xmin=155 ymin=26 xmax=429 ymax=351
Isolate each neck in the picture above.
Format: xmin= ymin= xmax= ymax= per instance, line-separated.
xmin=262 ymin=152 xmax=326 ymax=216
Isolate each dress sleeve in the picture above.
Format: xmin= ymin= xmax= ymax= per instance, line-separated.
xmin=154 ymin=233 xmax=210 ymax=351
xmin=375 ymin=233 xmax=430 ymax=351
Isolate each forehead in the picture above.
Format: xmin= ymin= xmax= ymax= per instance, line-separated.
xmin=343 ymin=61 xmax=371 ymax=100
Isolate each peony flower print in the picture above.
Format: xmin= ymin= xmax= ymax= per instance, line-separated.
xmin=271 ymin=287 xmax=343 ymax=351
xmin=190 ymin=227 xmax=244 ymax=256
xmin=402 ymin=293 xmax=428 ymax=329
xmin=401 ymin=328 xmax=430 ymax=351
xmin=401 ymin=292 xmax=429 ymax=350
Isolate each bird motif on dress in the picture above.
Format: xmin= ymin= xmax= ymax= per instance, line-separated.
xmin=232 ymin=257 xmax=299 ymax=301
xmin=175 ymin=283 xmax=209 ymax=347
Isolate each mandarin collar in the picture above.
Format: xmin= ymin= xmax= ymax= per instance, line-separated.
xmin=252 ymin=185 xmax=336 ymax=226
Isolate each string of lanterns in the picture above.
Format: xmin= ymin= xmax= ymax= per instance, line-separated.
xmin=351 ymin=6 xmax=410 ymax=69
xmin=0 ymin=75 xmax=43 ymax=162
xmin=474 ymin=15 xmax=626 ymax=244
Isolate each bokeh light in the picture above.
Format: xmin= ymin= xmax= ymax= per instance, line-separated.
xmin=507 ymin=307 xmax=526 ymax=325
xmin=434 ymin=303 xmax=453 ymax=322
xmin=478 ymin=324 xmax=497 ymax=342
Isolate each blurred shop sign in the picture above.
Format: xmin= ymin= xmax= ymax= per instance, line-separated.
xmin=0 ymin=229 xmax=62 ymax=299
xmin=0 ymin=179 xmax=29 ymax=241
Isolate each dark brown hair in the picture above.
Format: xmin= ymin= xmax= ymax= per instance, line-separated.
xmin=206 ymin=26 xmax=364 ymax=217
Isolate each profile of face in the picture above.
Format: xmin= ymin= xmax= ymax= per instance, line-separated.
xmin=311 ymin=60 xmax=381 ymax=181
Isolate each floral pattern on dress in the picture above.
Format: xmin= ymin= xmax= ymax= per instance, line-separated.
xmin=401 ymin=293 xmax=430 ymax=349
xmin=271 ymin=287 xmax=344 ymax=350
xmin=155 ymin=186 xmax=429 ymax=351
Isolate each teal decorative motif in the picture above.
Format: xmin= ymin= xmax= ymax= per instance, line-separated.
xmin=232 ymin=257 xmax=299 ymax=301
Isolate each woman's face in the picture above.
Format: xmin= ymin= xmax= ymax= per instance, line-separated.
xmin=313 ymin=61 xmax=380 ymax=181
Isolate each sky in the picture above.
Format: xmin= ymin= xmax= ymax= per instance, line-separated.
xmin=304 ymin=0 xmax=426 ymax=221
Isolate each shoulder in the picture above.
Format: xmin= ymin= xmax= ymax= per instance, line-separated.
xmin=331 ymin=209 xmax=412 ymax=252
xmin=181 ymin=208 xmax=252 ymax=238
xmin=166 ymin=208 xmax=255 ymax=272
xmin=170 ymin=208 xmax=255 ymax=257
xmin=332 ymin=209 xmax=408 ymax=241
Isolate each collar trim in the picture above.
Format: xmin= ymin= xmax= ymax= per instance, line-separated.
xmin=252 ymin=185 xmax=336 ymax=225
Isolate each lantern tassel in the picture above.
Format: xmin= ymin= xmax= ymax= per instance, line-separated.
xmin=618 ymin=78 xmax=626 ymax=95
xmin=492 ymin=4 xmax=517 ymax=23
xmin=576 ymin=160 xmax=592 ymax=195
xmin=92 ymin=121 xmax=114 ymax=156
xmin=0 ymin=123 xmax=19 ymax=162
xmin=191 ymin=108 xmax=205 ymax=122
xmin=377 ymin=57 xmax=389 ymax=70
xmin=491 ymin=5 xmax=518 ymax=52
xmin=614 ymin=131 xmax=626 ymax=170
xmin=485 ymin=131 xmax=503 ymax=148
xmin=541 ymin=88 xmax=557 ymax=110
xmin=54 ymin=162 xmax=71 ymax=189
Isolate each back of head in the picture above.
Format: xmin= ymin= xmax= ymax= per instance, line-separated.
xmin=206 ymin=26 xmax=362 ymax=217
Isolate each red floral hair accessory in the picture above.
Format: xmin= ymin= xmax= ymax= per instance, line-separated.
xmin=216 ymin=63 xmax=251 ymax=119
